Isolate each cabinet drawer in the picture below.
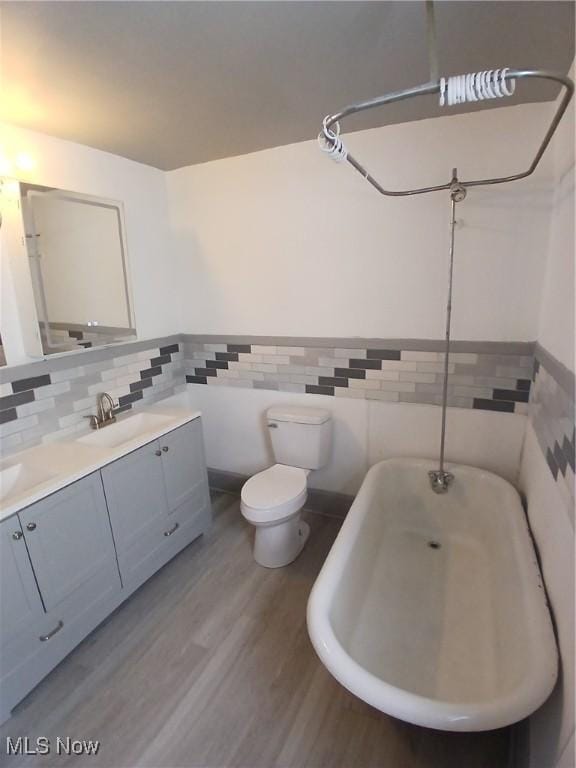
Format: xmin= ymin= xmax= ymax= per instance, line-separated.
xmin=168 ymin=479 xmax=210 ymax=523
xmin=119 ymin=496 xmax=210 ymax=598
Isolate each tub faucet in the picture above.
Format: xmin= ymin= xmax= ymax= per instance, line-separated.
xmin=428 ymin=469 xmax=454 ymax=494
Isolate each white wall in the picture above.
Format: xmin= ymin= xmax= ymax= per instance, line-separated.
xmin=0 ymin=121 xmax=181 ymax=356
xmin=167 ymin=102 xmax=554 ymax=341
xmin=186 ymin=385 xmax=526 ymax=495
xmin=519 ymin=426 xmax=575 ymax=768
xmin=518 ymin=63 xmax=575 ymax=768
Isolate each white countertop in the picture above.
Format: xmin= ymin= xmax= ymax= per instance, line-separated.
xmin=0 ymin=405 xmax=202 ymax=521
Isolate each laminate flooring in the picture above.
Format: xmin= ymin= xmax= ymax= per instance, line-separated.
xmin=1 ymin=492 xmax=511 ymax=768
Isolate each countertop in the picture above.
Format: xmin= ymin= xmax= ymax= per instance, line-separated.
xmin=0 ymin=405 xmax=202 ymax=521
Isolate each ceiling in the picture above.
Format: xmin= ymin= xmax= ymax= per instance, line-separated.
xmin=1 ymin=1 xmax=574 ymax=170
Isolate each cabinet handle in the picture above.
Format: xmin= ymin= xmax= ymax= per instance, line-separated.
xmin=162 ymin=446 xmax=169 ymax=453
xmin=155 ymin=449 xmax=162 ymax=457
xmin=12 ymin=531 xmax=23 ymax=540
xmin=26 ymin=522 xmax=37 ymax=531
xmin=163 ymin=522 xmax=179 ymax=537
xmin=39 ymin=620 xmax=63 ymax=642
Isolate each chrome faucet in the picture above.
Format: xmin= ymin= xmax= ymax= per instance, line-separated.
xmin=428 ymin=469 xmax=454 ymax=494
xmin=85 ymin=392 xmax=118 ymax=430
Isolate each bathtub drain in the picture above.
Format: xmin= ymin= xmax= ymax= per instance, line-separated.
xmin=428 ymin=541 xmax=441 ymax=549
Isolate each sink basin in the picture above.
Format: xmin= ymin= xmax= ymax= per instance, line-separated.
xmin=76 ymin=412 xmax=174 ymax=449
xmin=0 ymin=462 xmax=58 ymax=504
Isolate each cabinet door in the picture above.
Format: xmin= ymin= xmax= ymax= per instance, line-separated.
xmin=100 ymin=440 xmax=170 ymax=587
xmin=19 ymin=473 xmax=119 ymax=613
xmin=160 ymin=420 xmax=210 ymax=514
xmin=0 ymin=517 xmax=45 ymax=648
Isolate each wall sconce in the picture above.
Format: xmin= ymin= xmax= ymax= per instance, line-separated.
xmin=0 ymin=151 xmax=36 ymax=176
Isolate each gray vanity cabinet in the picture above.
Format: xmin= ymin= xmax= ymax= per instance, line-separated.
xmin=101 ymin=440 xmax=172 ymax=592
xmin=18 ymin=474 xmax=120 ymax=613
xmin=0 ymin=417 xmax=210 ymax=723
xmin=160 ymin=419 xmax=210 ymax=516
xmin=0 ymin=517 xmax=46 ymax=661
xmin=0 ymin=473 xmax=122 ymax=723
xmin=101 ymin=420 xmax=211 ymax=596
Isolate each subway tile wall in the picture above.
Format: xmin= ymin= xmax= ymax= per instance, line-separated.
xmin=0 ymin=331 xmax=573 ymax=509
xmin=0 ymin=339 xmax=184 ymax=457
xmin=530 ymin=346 xmax=575 ymax=514
xmin=183 ymin=338 xmax=533 ymax=414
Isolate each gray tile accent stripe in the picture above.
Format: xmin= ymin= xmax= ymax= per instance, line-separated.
xmin=183 ymin=336 xmax=534 ymax=415
xmin=530 ymin=344 xmax=575 ymax=519
xmin=534 ymin=342 xmax=575 ymax=397
xmin=0 ymin=337 xmax=185 ymax=457
xmin=0 ymin=335 xmax=182 ymax=384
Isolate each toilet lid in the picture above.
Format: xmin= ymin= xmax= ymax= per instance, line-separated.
xmin=241 ymin=464 xmax=307 ymax=511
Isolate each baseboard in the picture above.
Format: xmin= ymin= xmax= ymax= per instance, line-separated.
xmin=207 ymin=468 xmax=353 ymax=519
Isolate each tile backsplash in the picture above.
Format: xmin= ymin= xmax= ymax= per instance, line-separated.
xmin=0 ymin=337 xmax=184 ymax=456
xmin=183 ymin=336 xmax=534 ymax=414
xmin=531 ymin=344 xmax=575 ymax=514
xmin=1 ymin=332 xmax=573 ymax=508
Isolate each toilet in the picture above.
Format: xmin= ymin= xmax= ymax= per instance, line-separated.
xmin=241 ymin=406 xmax=332 ymax=568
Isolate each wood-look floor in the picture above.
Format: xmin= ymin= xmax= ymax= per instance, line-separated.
xmin=1 ymin=493 xmax=511 ymax=768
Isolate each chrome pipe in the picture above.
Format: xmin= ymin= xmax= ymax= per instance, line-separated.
xmin=323 ymin=70 xmax=574 ymax=197
xmin=429 ymin=179 xmax=462 ymax=494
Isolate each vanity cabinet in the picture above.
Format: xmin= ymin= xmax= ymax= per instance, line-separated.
xmin=0 ymin=516 xmax=46 ymax=663
xmin=0 ymin=473 xmax=121 ymax=723
xmin=0 ymin=416 xmax=211 ymax=723
xmin=18 ymin=473 xmax=121 ymax=613
xmin=101 ymin=419 xmax=211 ymax=595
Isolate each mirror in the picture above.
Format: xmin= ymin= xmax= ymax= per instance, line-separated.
xmin=20 ymin=184 xmax=136 ymax=355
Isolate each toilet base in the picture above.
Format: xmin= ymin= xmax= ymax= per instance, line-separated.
xmin=253 ymin=515 xmax=310 ymax=568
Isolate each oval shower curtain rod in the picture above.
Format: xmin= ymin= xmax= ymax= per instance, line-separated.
xmin=319 ymin=1 xmax=574 ymax=197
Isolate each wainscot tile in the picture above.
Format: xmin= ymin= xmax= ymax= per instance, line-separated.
xmin=0 ymin=408 xmax=18 ymax=424
xmin=0 ymin=390 xmax=35 ymax=410
xmin=367 ymin=349 xmax=402 ymax=360
xmin=130 ymin=379 xmax=154 ymax=392
xmin=305 ymin=385 xmax=334 ymax=396
xmin=493 ymin=389 xmax=529 ymax=403
xmin=118 ymin=391 xmax=144 ymax=407
xmin=563 ymin=434 xmax=575 ymax=472
xmin=206 ymin=360 xmax=229 ymax=370
xmin=12 ymin=374 xmax=51 ymax=393
xmin=349 ymin=359 xmax=381 ymax=370
xmin=227 ymin=344 xmax=251 ymax=353
xmin=546 ymin=447 xmax=559 ymax=480
xmin=473 ymin=398 xmax=515 ymax=413
xmin=554 ymin=441 xmax=568 ymax=475
xmin=318 ymin=376 xmax=349 ymax=388
xmin=159 ymin=343 xmax=179 ymax=356
xmin=516 ymin=379 xmax=532 ymax=391
xmin=215 ymin=352 xmax=239 ymax=362
xmin=186 ymin=375 xmax=208 ymax=384
xmin=140 ymin=366 xmax=163 ymax=379
xmin=334 ymin=367 xmax=366 ymax=379
xmin=150 ymin=355 xmax=171 ymax=367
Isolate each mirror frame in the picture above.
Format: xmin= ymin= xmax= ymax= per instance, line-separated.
xmin=21 ymin=184 xmax=137 ymax=354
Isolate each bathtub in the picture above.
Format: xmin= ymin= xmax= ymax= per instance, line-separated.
xmin=307 ymin=458 xmax=558 ymax=732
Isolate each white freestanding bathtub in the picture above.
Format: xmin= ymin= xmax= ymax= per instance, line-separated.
xmin=307 ymin=458 xmax=558 ymax=732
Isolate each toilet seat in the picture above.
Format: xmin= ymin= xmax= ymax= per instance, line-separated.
xmin=241 ymin=464 xmax=308 ymax=524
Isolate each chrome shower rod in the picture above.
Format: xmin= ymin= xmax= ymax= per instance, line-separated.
xmin=323 ymin=69 xmax=574 ymax=197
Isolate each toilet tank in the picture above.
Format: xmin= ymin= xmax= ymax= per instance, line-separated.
xmin=266 ymin=406 xmax=332 ymax=470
